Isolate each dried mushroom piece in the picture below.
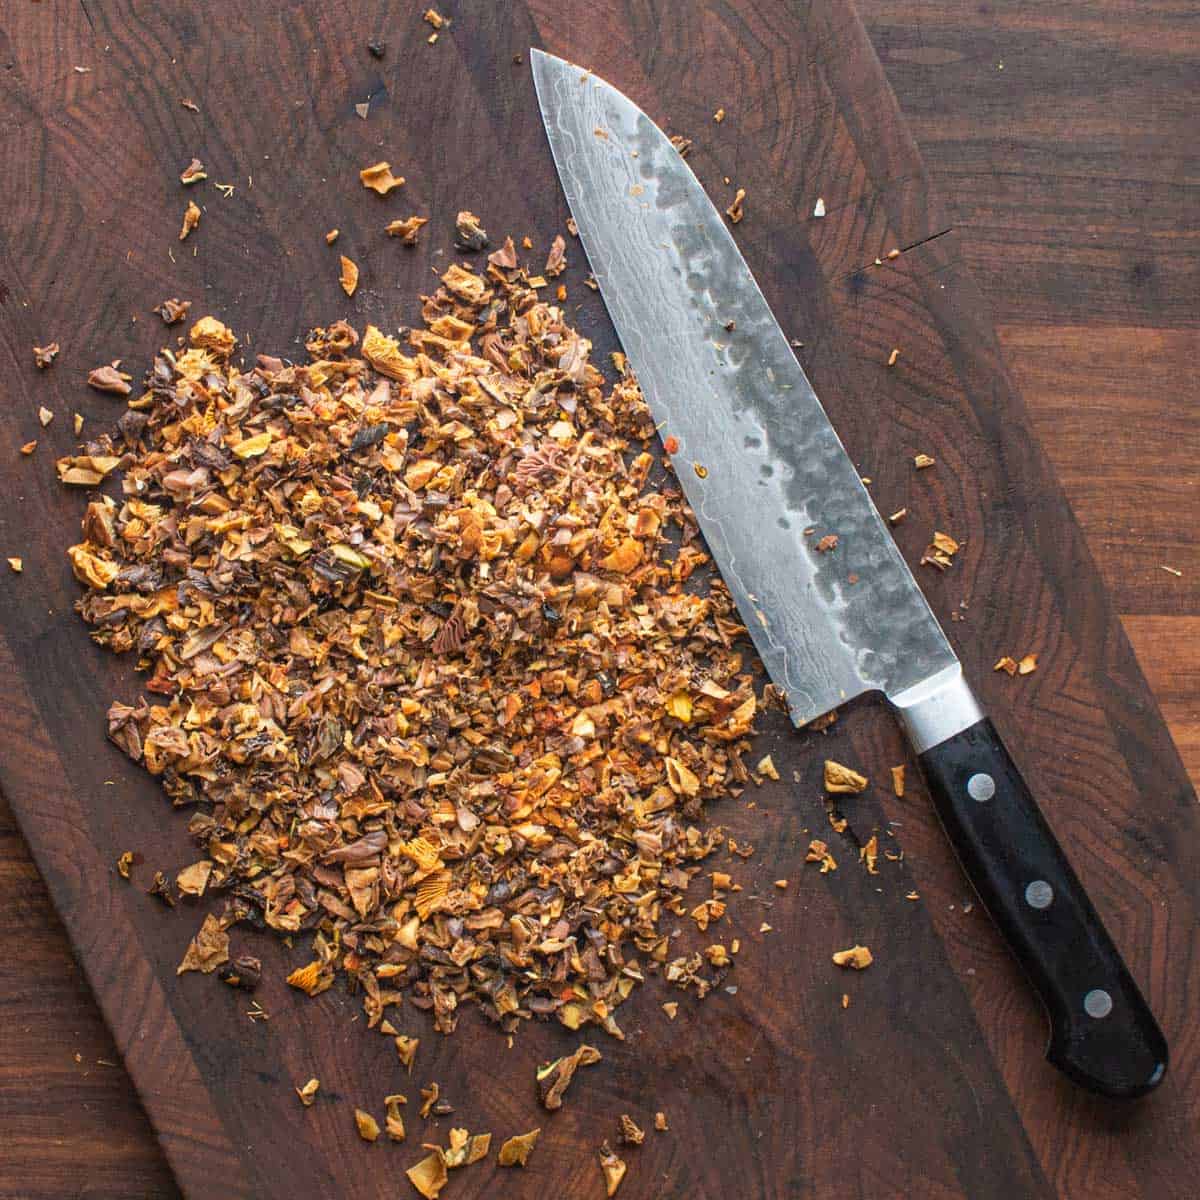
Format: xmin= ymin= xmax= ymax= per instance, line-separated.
xmin=359 ymin=161 xmax=405 ymax=195
xmin=339 ymin=255 xmax=359 ymax=297
xmin=219 ymin=955 xmax=262 ymax=991
xmin=33 ymin=342 xmax=59 ymax=368
xmin=497 ymin=1128 xmax=540 ymax=1166
xmin=177 ymin=913 xmax=229 ymax=975
xmin=890 ymin=765 xmax=905 ymax=797
xmin=179 ymin=200 xmax=201 ymax=240
xmin=832 ymin=944 xmax=873 ymax=970
xmin=725 ymin=188 xmax=745 ymax=223
xmin=406 ymin=1152 xmax=448 ymax=1199
xmin=386 ymin=215 xmax=428 ymax=244
xmin=537 ymin=1044 xmax=601 ymax=1110
xmin=87 ymin=364 xmax=132 ymax=395
xmin=296 ymin=1078 xmax=320 ymax=1106
xmin=180 ymin=158 xmax=207 ymax=185
xmin=355 ymin=1108 xmax=380 ymax=1142
xmin=824 ymin=760 xmax=868 ymax=794
xmin=385 ymin=1093 xmax=407 ymax=1141
xmin=154 ymin=298 xmax=191 ymax=325
xmin=920 ymin=531 xmax=960 ymax=571
xmin=599 ymin=1141 xmax=627 ymax=1196
xmin=453 ymin=210 xmax=488 ymax=250
xmin=618 ymin=1114 xmax=645 ymax=1145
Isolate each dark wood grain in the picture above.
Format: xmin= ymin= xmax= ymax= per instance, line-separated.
xmin=0 ymin=1 xmax=1196 ymax=1197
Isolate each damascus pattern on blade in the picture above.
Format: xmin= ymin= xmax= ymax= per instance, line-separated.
xmin=532 ymin=51 xmax=957 ymax=725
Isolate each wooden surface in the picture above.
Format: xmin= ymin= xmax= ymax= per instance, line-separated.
xmin=0 ymin=1 xmax=1196 ymax=1197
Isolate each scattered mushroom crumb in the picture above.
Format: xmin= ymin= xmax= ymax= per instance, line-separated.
xmin=774 ymin=878 xmax=788 ymax=890
xmin=618 ymin=1114 xmax=645 ymax=1146
xmin=38 ymin=406 xmax=54 ymax=426
xmin=1160 ymin=564 xmax=1183 ymax=577
xmin=756 ymin=754 xmax=779 ymax=780
xmin=860 ymin=835 xmax=879 ymax=874
xmin=725 ymin=188 xmax=746 ymax=224
xmin=815 ymin=534 xmax=839 ymax=553
xmin=654 ymin=1112 xmax=669 ymax=1132
xmin=888 ymin=508 xmax=907 ymax=525
xmin=296 ymin=1078 xmax=320 ymax=1107
xmin=385 ymin=215 xmax=428 ymax=244
xmin=813 ymin=197 xmax=826 ymax=217
xmin=887 ymin=348 xmax=900 ymax=367
xmin=87 ymin=364 xmax=133 ymax=395
xmin=994 ymin=656 xmax=1018 ymax=676
xmin=180 ymin=97 xmax=199 ymax=111
xmin=670 ymin=134 xmax=692 ymax=156
xmin=498 ymin=1128 xmax=540 ymax=1167
xmin=713 ymin=107 xmax=725 ymax=123
xmin=355 ymin=100 xmax=370 ymax=120
xmin=116 ymin=851 xmax=134 ymax=879
xmin=384 ymin=1093 xmax=406 ymax=1141
xmin=33 ymin=342 xmax=59 ymax=368
xmin=423 ymin=8 xmax=446 ymax=29
xmin=913 ymin=453 xmax=935 ymax=470
xmin=806 ymin=839 xmax=837 ymax=873
xmin=599 ymin=1141 xmax=627 ymax=1196
xmin=339 ymin=255 xmax=359 ymax=297
xmin=7 ymin=557 xmax=23 ymax=573
xmin=20 ymin=441 xmax=36 ymax=455
xmin=154 ymin=298 xmax=191 ymax=325
xmin=832 ymin=944 xmax=873 ymax=970
xmin=906 ymin=890 xmax=920 ymax=901
xmin=1018 ymin=653 xmax=1038 ymax=675
xmin=824 ymin=760 xmax=868 ymax=794
xmin=920 ymin=531 xmax=960 ymax=571
xmin=887 ymin=247 xmax=901 ymax=260
xmin=890 ymin=765 xmax=905 ymax=797
xmin=359 ymin=161 xmax=405 ymax=194
xmin=662 ymin=1001 xmax=679 ymax=1020
xmin=179 ymin=158 xmax=206 ymax=185
xmin=419 ymin=1081 xmax=440 ymax=1119
xmin=454 ymin=210 xmax=489 ymax=250
xmin=179 ymin=201 xmax=201 ymax=240
xmin=325 ymin=228 xmax=339 ymax=244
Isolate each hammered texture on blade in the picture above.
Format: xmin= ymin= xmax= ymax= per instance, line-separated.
xmin=533 ymin=51 xmax=957 ymax=725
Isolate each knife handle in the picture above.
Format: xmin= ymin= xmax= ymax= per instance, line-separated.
xmin=918 ymin=717 xmax=1167 ymax=1097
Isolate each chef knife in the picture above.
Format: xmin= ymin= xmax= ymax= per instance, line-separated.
xmin=532 ymin=48 xmax=1167 ymax=1098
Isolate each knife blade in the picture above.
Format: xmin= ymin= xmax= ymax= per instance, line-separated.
xmin=532 ymin=47 xmax=1166 ymax=1097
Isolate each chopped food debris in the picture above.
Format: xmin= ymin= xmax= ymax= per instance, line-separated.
xmin=406 ymin=1152 xmax=448 ymax=1199
xmin=890 ymin=765 xmax=905 ymax=797
xmin=841 ymin=993 xmax=850 ymax=1009
xmin=1018 ymin=653 xmax=1038 ymax=675
xmin=424 ymin=8 xmax=447 ymax=29
xmin=33 ymin=342 xmax=59 ymax=368
xmin=813 ymin=197 xmax=826 ymax=218
xmin=355 ymin=101 xmax=370 ymax=120
xmin=920 ymin=531 xmax=960 ymax=571
xmin=827 ymin=811 xmax=847 ymax=834
xmin=670 ymin=134 xmax=692 ymax=156
xmin=180 ymin=158 xmax=206 ymax=185
xmin=176 ymin=913 xmax=229 ymax=975
xmin=7 ymin=557 xmax=23 ymax=573
xmin=537 ymin=1044 xmax=602 ymax=1110
xmin=286 ymin=960 xmax=333 ymax=997
xmin=175 ymin=861 xmax=212 ymax=896
xmin=815 ymin=534 xmax=839 ymax=553
xmin=860 ymin=835 xmax=879 ymax=874
xmin=179 ymin=201 xmax=201 ymax=240
xmin=454 ymin=210 xmax=488 ymax=250
xmin=662 ymin=1001 xmax=679 ymax=1019
xmin=180 ymin=97 xmax=200 ymax=111
xmin=774 ymin=878 xmax=789 ymax=890
xmin=56 ymin=454 xmax=122 ymax=486
xmin=756 ymin=754 xmax=779 ymax=780
xmin=359 ymin=161 xmax=405 ymax=195
xmin=654 ymin=1111 xmax=669 ymax=1132
xmin=325 ymin=228 xmax=339 ymax=245
xmin=419 ymin=1082 xmax=440 ymax=1118
xmin=599 ymin=1141 xmax=627 ymax=1196
xmin=498 ymin=1128 xmax=541 ymax=1167
xmin=395 ymin=1036 xmax=419 ymax=1072
xmin=37 ymin=405 xmax=54 ymax=426
xmin=913 ymin=453 xmax=935 ymax=470
xmin=146 ymin=871 xmax=174 ymax=906
xmin=218 ymin=955 xmax=261 ymax=991
xmin=296 ymin=1078 xmax=320 ymax=1106
xmin=154 ymin=298 xmax=191 ymax=324
xmin=618 ymin=1114 xmax=645 ymax=1146
xmin=116 ymin=850 xmax=134 ymax=878
xmin=824 ymin=760 xmax=868 ymax=794
xmin=545 ymin=234 xmax=567 ymax=276
xmin=87 ymin=364 xmax=132 ymax=395
xmin=20 ymin=441 xmax=36 ymax=455
xmin=832 ymin=944 xmax=873 ymax=970
xmin=887 ymin=508 xmax=907 ymax=525
xmin=806 ymin=839 xmax=837 ymax=873
xmin=887 ymin=348 xmax=900 ymax=367
xmin=713 ymin=108 xmax=725 ymax=123
xmin=386 ymin=215 xmax=429 ymax=244
xmin=725 ymin=188 xmax=746 ymax=224
xmin=338 ymin=255 xmax=359 ymax=296
xmin=906 ymin=890 xmax=920 ymax=901
xmin=1160 ymin=564 xmax=1183 ymax=577
xmin=993 ymin=656 xmax=1018 ymax=676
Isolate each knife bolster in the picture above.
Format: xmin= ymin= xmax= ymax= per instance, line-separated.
xmin=890 ymin=665 xmax=983 ymax=754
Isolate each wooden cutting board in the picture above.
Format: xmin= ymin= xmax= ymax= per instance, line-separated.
xmin=1 ymin=2 xmax=1197 ymax=1197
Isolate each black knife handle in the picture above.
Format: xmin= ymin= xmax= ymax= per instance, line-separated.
xmin=919 ymin=718 xmax=1167 ymax=1097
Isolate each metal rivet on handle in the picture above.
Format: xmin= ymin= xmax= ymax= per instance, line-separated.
xmin=1025 ymin=880 xmax=1054 ymax=909
xmin=1084 ymin=989 xmax=1114 ymax=1019
xmin=967 ymin=773 xmax=995 ymax=802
